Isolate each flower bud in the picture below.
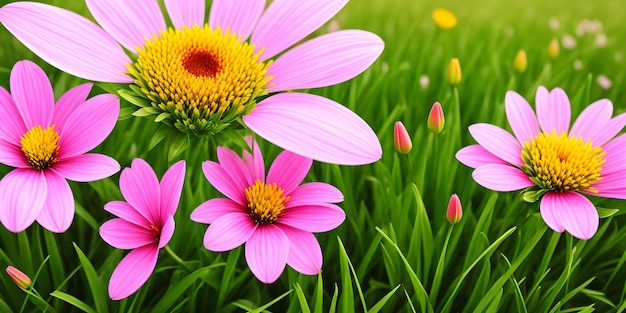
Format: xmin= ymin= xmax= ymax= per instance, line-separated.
xmin=446 ymin=194 xmax=462 ymax=224
xmin=447 ymin=58 xmax=462 ymax=86
xmin=513 ymin=49 xmax=527 ymax=73
xmin=6 ymin=266 xmax=32 ymax=289
xmin=432 ymin=8 xmax=457 ymax=29
xmin=548 ymin=38 xmax=560 ymax=59
xmin=393 ymin=121 xmax=412 ymax=154
xmin=427 ymin=102 xmax=445 ymax=134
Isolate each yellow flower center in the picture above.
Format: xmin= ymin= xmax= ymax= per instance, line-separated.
xmin=244 ymin=180 xmax=290 ymax=224
xmin=522 ymin=131 xmax=605 ymax=192
xmin=127 ymin=25 xmax=272 ymax=135
xmin=20 ymin=125 xmax=60 ymax=170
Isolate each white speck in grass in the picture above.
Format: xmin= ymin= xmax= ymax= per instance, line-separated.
xmin=596 ymin=75 xmax=612 ymax=90
xmin=594 ymin=33 xmax=607 ymax=47
xmin=327 ymin=19 xmax=340 ymax=33
xmin=576 ymin=19 xmax=603 ymax=36
xmin=419 ymin=75 xmax=430 ymax=89
xmin=381 ymin=62 xmax=389 ymax=73
xmin=562 ymin=35 xmax=577 ymax=49
xmin=573 ymin=60 xmax=583 ymax=70
xmin=549 ymin=17 xmax=560 ymax=30
xmin=505 ymin=27 xmax=514 ymax=37
xmin=615 ymin=52 xmax=623 ymax=62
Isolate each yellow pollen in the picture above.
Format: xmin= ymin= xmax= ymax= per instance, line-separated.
xmin=20 ymin=125 xmax=60 ymax=170
xmin=149 ymin=224 xmax=161 ymax=241
xmin=244 ymin=180 xmax=290 ymax=224
xmin=522 ymin=131 xmax=605 ymax=192
xmin=127 ymin=25 xmax=272 ymax=136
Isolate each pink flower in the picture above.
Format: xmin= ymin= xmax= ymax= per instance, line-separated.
xmin=0 ymin=0 xmax=384 ymax=165
xmin=191 ymin=138 xmax=345 ymax=283
xmin=6 ymin=266 xmax=32 ymax=289
xmin=0 ymin=60 xmax=119 ymax=233
xmin=446 ymin=194 xmax=462 ymax=224
xmin=100 ymin=159 xmax=186 ymax=300
xmin=456 ymin=86 xmax=626 ymax=239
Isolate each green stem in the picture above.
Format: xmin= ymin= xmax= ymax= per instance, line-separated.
xmin=164 ymin=245 xmax=193 ymax=273
xmin=430 ymin=224 xmax=454 ymax=304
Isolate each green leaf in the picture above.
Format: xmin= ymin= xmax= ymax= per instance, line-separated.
xmin=236 ymin=289 xmax=292 ymax=313
xmin=50 ymin=290 xmax=97 ymax=313
xmin=293 ymin=283 xmax=312 ymax=313
xmin=168 ymin=134 xmax=190 ymax=161
xmin=151 ymin=265 xmax=220 ymax=313
xmin=132 ymin=107 xmax=159 ymax=117
xmin=148 ymin=125 xmax=171 ymax=151
xmin=597 ymin=207 xmax=620 ymax=218
xmin=118 ymin=89 xmax=151 ymax=108
xmin=367 ymin=284 xmax=400 ymax=313
xmin=118 ymin=107 xmax=136 ymax=121
xmin=313 ymin=272 xmax=324 ymax=313
xmin=73 ymin=243 xmax=108 ymax=313
xmin=154 ymin=112 xmax=171 ymax=122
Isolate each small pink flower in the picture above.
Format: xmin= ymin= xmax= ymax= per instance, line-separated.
xmin=393 ymin=121 xmax=412 ymax=153
xmin=446 ymin=194 xmax=462 ymax=224
xmin=100 ymin=159 xmax=186 ymax=300
xmin=0 ymin=60 xmax=120 ymax=233
xmin=191 ymin=137 xmax=345 ymax=283
xmin=6 ymin=266 xmax=32 ymax=289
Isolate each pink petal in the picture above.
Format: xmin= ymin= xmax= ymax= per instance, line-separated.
xmin=251 ymin=0 xmax=348 ymax=60
xmin=243 ymin=92 xmax=381 ymax=165
xmin=85 ymin=0 xmax=166 ymax=52
xmin=164 ymin=0 xmax=205 ymax=29
xmin=280 ymin=225 xmax=322 ymax=275
xmin=201 ymin=160 xmax=246 ymax=205
xmin=52 ymin=83 xmax=93 ymax=135
xmin=10 ymin=60 xmax=54 ymax=128
xmin=159 ymin=160 xmax=185 ymax=219
xmin=104 ymin=200 xmax=149 ymax=227
xmin=268 ymin=30 xmax=384 ymax=92
xmin=0 ymin=169 xmax=47 ymax=233
xmin=209 ymin=0 xmax=266 ymax=41
xmin=158 ymin=215 xmax=175 ymax=249
xmin=243 ymin=136 xmax=265 ymax=181
xmin=0 ymin=87 xmax=26 ymax=145
xmin=505 ymin=90 xmax=540 ymax=144
xmin=536 ymin=87 xmax=571 ymax=134
xmin=108 ymin=245 xmax=159 ymax=300
xmin=0 ymin=140 xmax=29 ymax=168
xmin=279 ymin=204 xmax=345 ymax=232
xmin=468 ymin=123 xmax=523 ymax=167
xmin=100 ymin=218 xmax=156 ymax=249
xmin=53 ymin=153 xmax=119 ymax=182
xmin=472 ymin=164 xmax=534 ymax=192
xmin=267 ymin=150 xmax=312 ymax=195
xmin=541 ymin=192 xmax=598 ymax=240
xmin=0 ymin=2 xmax=132 ymax=83
xmin=286 ymin=182 xmax=343 ymax=208
xmin=586 ymin=188 xmax=626 ymax=200
xmin=58 ymin=94 xmax=119 ymax=159
xmin=119 ymin=159 xmax=161 ymax=225
xmin=455 ymin=144 xmax=508 ymax=169
xmin=245 ymin=224 xmax=289 ymax=284
xmin=190 ymin=198 xmax=245 ymax=224
xmin=217 ymin=146 xmax=254 ymax=192
xmin=599 ymin=133 xmax=626 ymax=176
xmin=586 ymin=111 xmax=626 ymax=147
xmin=539 ymin=192 xmax=565 ymax=233
xmin=35 ymin=171 xmax=74 ymax=233
xmin=203 ymin=212 xmax=257 ymax=252
xmin=591 ymin=171 xmax=626 ymax=192
xmin=569 ymin=99 xmax=612 ymax=140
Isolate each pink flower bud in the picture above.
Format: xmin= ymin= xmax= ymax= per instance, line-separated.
xmin=394 ymin=121 xmax=412 ymax=154
xmin=6 ymin=266 xmax=32 ymax=289
xmin=427 ymin=102 xmax=445 ymax=134
xmin=446 ymin=194 xmax=462 ymax=224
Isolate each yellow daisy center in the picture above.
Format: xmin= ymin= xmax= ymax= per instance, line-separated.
xmin=20 ymin=125 xmax=60 ymax=170
xmin=522 ymin=131 xmax=605 ymax=192
xmin=127 ymin=25 xmax=272 ymax=135
xmin=244 ymin=180 xmax=290 ymax=224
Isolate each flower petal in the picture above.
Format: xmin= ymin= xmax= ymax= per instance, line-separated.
xmin=279 ymin=204 xmax=345 ymax=232
xmin=85 ymin=0 xmax=166 ymax=52
xmin=10 ymin=60 xmax=54 ymax=128
xmin=158 ymin=215 xmax=175 ymax=249
xmin=280 ymin=225 xmax=322 ymax=275
xmin=536 ymin=87 xmax=571 ymax=134
xmin=267 ymin=150 xmax=312 ymax=195
xmin=0 ymin=140 xmax=29 ymax=168
xmin=164 ymin=0 xmax=205 ymax=29
xmin=268 ymin=30 xmax=384 ymax=92
xmin=203 ymin=212 xmax=257 ymax=252
xmin=251 ymin=0 xmax=348 ymax=60
xmin=202 ymin=160 xmax=246 ymax=205
xmin=539 ymin=192 xmax=565 ymax=233
xmin=505 ymin=90 xmax=540 ymax=144
xmin=472 ymin=164 xmax=534 ymax=192
xmin=159 ymin=160 xmax=185 ymax=219
xmin=209 ymin=0 xmax=266 ymax=41
xmin=217 ymin=146 xmax=254 ymax=192
xmin=119 ymin=159 xmax=160 ymax=225
xmin=245 ymin=224 xmax=289 ymax=284
xmin=243 ymin=92 xmax=381 ymax=165
xmin=286 ymin=182 xmax=343 ymax=208
xmin=468 ymin=123 xmax=523 ymax=167
xmin=36 ymin=171 xmax=74 ymax=233
xmin=243 ymin=136 xmax=265 ymax=181
xmin=541 ymin=192 xmax=598 ymax=240
xmin=0 ymin=169 xmax=47 ymax=233
xmin=104 ymin=200 xmax=150 ymax=227
xmin=53 ymin=154 xmax=119 ymax=182
xmin=190 ymin=198 xmax=245 ymax=224
xmin=108 ymin=245 xmax=159 ymax=300
xmin=586 ymin=110 xmax=626 ymax=147
xmin=52 ymin=83 xmax=93 ymax=135
xmin=100 ymin=218 xmax=155 ymax=249
xmin=0 ymin=2 xmax=132 ymax=83
xmin=569 ymin=99 xmax=612 ymax=140
xmin=598 ymin=133 xmax=626 ymax=176
xmin=58 ymin=94 xmax=119 ymax=159
xmin=455 ymin=144 xmax=508 ymax=169
xmin=0 ymin=86 xmax=27 ymax=145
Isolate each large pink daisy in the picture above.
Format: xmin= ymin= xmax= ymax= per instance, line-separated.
xmin=0 ymin=60 xmax=120 ymax=233
xmin=0 ymin=0 xmax=384 ymax=165
xmin=191 ymin=137 xmax=345 ymax=283
xmin=456 ymin=86 xmax=626 ymax=240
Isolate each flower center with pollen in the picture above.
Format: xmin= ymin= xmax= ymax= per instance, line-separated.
xmin=20 ymin=125 xmax=60 ymax=170
xmin=127 ymin=25 xmax=272 ymax=136
xmin=244 ymin=180 xmax=290 ymax=224
xmin=521 ymin=131 xmax=605 ymax=192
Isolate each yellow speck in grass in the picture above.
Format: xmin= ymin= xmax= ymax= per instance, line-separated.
xmin=20 ymin=125 xmax=60 ymax=170
xmin=548 ymin=38 xmax=560 ymax=59
xmin=245 ymin=180 xmax=290 ymax=224
xmin=522 ymin=132 xmax=605 ymax=193
xmin=432 ymin=8 xmax=457 ymax=29
xmin=513 ymin=49 xmax=527 ymax=73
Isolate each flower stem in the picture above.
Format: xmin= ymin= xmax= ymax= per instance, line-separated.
xmin=430 ymin=224 xmax=454 ymax=304
xmin=164 ymin=245 xmax=193 ymax=272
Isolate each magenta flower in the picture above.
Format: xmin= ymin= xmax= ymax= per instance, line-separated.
xmin=0 ymin=0 xmax=384 ymax=165
xmin=191 ymin=138 xmax=345 ymax=283
xmin=100 ymin=159 xmax=186 ymax=300
xmin=456 ymin=86 xmax=626 ymax=239
xmin=0 ymin=60 xmax=119 ymax=233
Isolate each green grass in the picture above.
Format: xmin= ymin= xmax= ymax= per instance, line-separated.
xmin=1 ymin=0 xmax=626 ymax=312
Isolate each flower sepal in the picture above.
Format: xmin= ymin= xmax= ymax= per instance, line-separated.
xmin=520 ymin=188 xmax=547 ymax=203
xmin=596 ymin=207 xmax=620 ymax=219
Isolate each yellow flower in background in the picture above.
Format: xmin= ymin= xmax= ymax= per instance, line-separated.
xmin=513 ymin=49 xmax=527 ymax=73
xmin=548 ymin=38 xmax=560 ymax=59
xmin=432 ymin=8 xmax=457 ymax=29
